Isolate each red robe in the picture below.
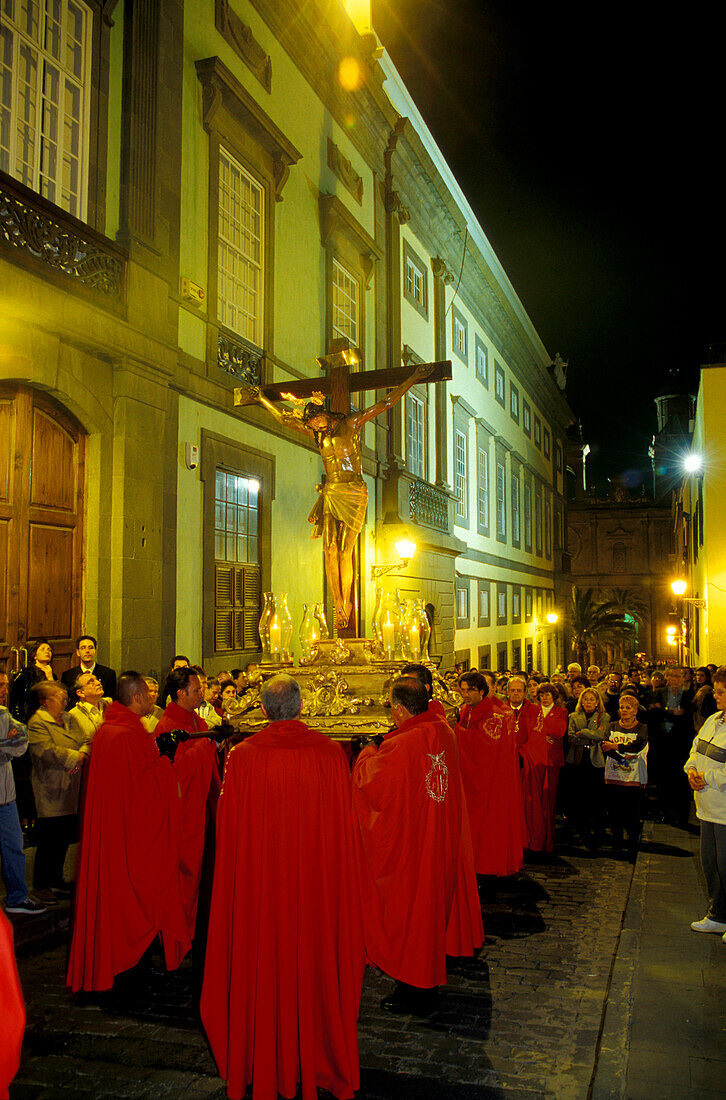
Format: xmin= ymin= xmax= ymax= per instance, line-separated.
xmin=456 ymin=695 xmax=525 ymax=876
xmin=154 ymin=702 xmax=220 ymax=933
xmin=67 ymin=703 xmax=190 ymax=992
xmin=520 ymin=705 xmax=567 ymax=852
xmin=0 ymin=911 xmax=24 ymax=1100
xmin=201 ymin=721 xmax=365 ymax=1100
xmin=353 ymin=710 xmax=484 ymax=988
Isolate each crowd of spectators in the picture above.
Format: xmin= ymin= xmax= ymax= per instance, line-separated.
xmin=2 ymin=636 xmax=726 ymax=1098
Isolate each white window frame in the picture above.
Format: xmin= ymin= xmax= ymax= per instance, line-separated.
xmin=454 ymin=427 xmax=468 ymax=524
xmin=332 ymin=256 xmax=359 ymax=346
xmin=453 ymin=314 xmax=467 ymax=358
xmin=477 ymin=444 xmax=489 ymax=533
xmin=1 ymin=0 xmax=92 ymax=220
xmin=476 ymin=338 xmax=488 ymax=386
xmin=511 ymin=469 xmax=520 ymax=545
xmin=524 ymin=479 xmax=533 ymax=551
xmin=405 ymin=253 xmax=424 ymax=308
xmin=496 ymin=459 xmax=506 ymax=540
xmin=495 ymin=363 xmax=505 ymax=405
xmin=218 ymin=147 xmax=265 ymax=345
xmin=523 ymin=402 xmax=531 ymax=435
xmin=510 ymin=384 xmax=519 ymax=421
xmin=406 ymin=391 xmax=425 ymax=480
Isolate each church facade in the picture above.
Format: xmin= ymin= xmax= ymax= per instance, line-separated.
xmin=0 ymin=0 xmax=572 ymax=678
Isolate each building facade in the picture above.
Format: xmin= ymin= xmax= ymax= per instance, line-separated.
xmin=673 ymin=359 xmax=726 ymax=666
xmin=0 ymin=0 xmax=572 ymax=680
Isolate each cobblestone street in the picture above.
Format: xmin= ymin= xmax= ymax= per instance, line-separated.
xmin=10 ymin=842 xmax=635 ymax=1100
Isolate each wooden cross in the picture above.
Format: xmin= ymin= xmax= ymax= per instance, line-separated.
xmin=234 ymin=341 xmax=452 ymax=637
xmin=234 ymin=341 xmax=452 ymax=415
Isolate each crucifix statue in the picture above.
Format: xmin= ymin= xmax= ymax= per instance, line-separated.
xmin=234 ymin=341 xmax=451 ymax=635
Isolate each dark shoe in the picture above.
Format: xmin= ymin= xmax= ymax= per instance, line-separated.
xmin=5 ymin=897 xmax=48 ymax=915
xmin=51 ymin=882 xmax=73 ymax=897
xmin=380 ymin=983 xmax=438 ymax=1017
xmin=32 ymin=888 xmax=59 ymax=906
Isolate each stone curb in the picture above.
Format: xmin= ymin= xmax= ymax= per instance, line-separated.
xmin=588 ymin=820 xmax=652 ymax=1100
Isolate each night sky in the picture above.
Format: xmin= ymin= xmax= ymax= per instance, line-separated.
xmin=372 ymin=0 xmax=724 ymax=493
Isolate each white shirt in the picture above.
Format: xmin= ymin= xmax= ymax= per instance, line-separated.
xmin=684 ymin=710 xmax=726 ymax=825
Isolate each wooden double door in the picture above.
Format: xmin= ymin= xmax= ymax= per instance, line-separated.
xmin=0 ymin=386 xmax=85 ymax=677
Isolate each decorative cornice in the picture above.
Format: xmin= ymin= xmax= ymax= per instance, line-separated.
xmin=475 ymin=416 xmax=497 ymax=436
xmin=450 ymin=394 xmax=477 ymax=418
xmin=195 ymin=56 xmax=301 ymax=201
xmin=215 ymin=0 xmax=272 ymax=93
xmin=319 ymin=192 xmax=382 ymax=289
xmin=327 ymin=138 xmax=363 ymax=205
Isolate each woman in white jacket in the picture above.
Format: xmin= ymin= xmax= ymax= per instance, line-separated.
xmin=686 ymin=666 xmax=726 ymax=939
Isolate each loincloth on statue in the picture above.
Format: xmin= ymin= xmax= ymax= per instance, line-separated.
xmin=308 ymin=480 xmax=368 ymax=539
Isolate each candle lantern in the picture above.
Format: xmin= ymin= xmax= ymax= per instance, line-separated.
xmin=374 ymin=591 xmax=401 ymax=661
xmin=259 ymin=592 xmax=293 ymax=663
xmin=401 ymin=597 xmax=431 ymax=662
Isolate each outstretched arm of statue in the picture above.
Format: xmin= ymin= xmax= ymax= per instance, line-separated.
xmin=234 ymin=383 xmax=309 ymax=435
xmin=351 ymin=363 xmax=432 ymax=430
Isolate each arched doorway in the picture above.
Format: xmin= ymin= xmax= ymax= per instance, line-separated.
xmin=0 ymin=385 xmax=86 ymax=676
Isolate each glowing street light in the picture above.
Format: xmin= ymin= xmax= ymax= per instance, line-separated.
xmin=683 ymin=453 xmax=703 ymax=474
xmin=671 ymin=579 xmax=687 ymax=596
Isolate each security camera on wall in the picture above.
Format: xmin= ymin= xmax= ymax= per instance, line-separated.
xmin=184 ymin=442 xmax=199 ymax=471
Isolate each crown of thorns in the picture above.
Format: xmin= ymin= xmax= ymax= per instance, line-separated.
xmin=280 ymin=391 xmax=327 ymax=421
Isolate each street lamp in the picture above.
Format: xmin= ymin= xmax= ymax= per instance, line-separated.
xmin=371 ymin=538 xmax=417 ymax=581
xmin=670 ymin=579 xmax=706 ymax=610
xmin=683 ymin=453 xmax=703 ymax=474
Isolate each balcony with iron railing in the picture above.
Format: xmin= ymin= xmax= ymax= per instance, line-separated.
xmin=0 ymin=171 xmax=127 ymax=310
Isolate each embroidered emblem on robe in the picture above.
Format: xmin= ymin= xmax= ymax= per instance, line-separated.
xmin=425 ymin=750 xmax=448 ymax=803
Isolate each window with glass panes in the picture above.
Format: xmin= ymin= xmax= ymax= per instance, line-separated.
xmin=453 ymin=312 xmax=467 ymax=359
xmin=496 ymin=459 xmax=506 ymax=540
xmin=545 ymin=496 xmax=552 ymax=557
xmin=405 ymin=254 xmax=424 ymax=307
xmin=332 ymin=258 xmax=358 ymax=345
xmin=1 ymin=0 xmax=90 ymax=219
xmin=406 ymin=392 xmax=425 ymax=479
xmin=535 ymin=485 xmax=543 ymax=555
xmin=494 ymin=363 xmax=505 ymax=405
xmin=511 ymin=469 xmax=520 ymax=545
xmin=213 ymin=468 xmax=261 ymax=653
xmin=524 ymin=478 xmax=532 ymax=551
xmin=218 ymin=148 xmax=264 ymax=345
xmin=475 ymin=337 xmax=488 ymax=386
xmin=477 ymin=444 xmax=489 ymax=533
xmin=454 ymin=427 xmax=468 ymax=523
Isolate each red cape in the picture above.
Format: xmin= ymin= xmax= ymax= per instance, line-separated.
xmin=519 ymin=706 xmax=567 ymax=852
xmin=353 ymin=710 xmax=484 ymax=988
xmin=154 ymin=702 xmax=220 ymax=932
xmin=456 ymin=696 xmax=525 ymax=876
xmin=67 ymin=703 xmax=190 ymax=992
xmin=201 ymin=720 xmax=365 ymax=1100
xmin=0 ymin=911 xmax=24 ymax=1100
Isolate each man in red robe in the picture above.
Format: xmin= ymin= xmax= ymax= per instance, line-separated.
xmin=153 ymin=666 xmax=220 ymax=938
xmin=67 ymin=672 xmax=196 ymax=992
xmin=456 ymin=671 xmax=525 ymax=879
xmin=201 ymin=674 xmax=364 ymax=1100
xmin=0 ymin=910 xmax=24 ymax=1100
xmin=353 ymin=677 xmax=484 ymax=1016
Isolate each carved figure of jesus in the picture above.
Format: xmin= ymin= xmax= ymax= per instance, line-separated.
xmin=243 ymin=364 xmax=429 ymax=629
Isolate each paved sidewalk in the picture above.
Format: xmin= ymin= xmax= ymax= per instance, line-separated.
xmin=593 ymin=820 xmax=726 ymax=1100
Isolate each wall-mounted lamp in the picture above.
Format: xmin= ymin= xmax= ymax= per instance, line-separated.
xmin=670 ymin=579 xmax=706 ymax=609
xmin=683 ymin=454 xmax=703 ymax=474
xmin=534 ymin=612 xmax=558 ymax=633
xmin=371 ymin=538 xmax=417 ymax=581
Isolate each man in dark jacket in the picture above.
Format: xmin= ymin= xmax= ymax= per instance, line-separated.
xmin=61 ymin=636 xmax=116 ymax=706
xmin=650 ymin=666 xmax=694 ymax=825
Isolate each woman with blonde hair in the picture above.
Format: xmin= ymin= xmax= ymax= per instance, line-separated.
xmin=563 ymin=688 xmax=610 ymax=848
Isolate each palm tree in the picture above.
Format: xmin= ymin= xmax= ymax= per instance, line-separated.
xmin=601 ymin=586 xmax=650 ymax=627
xmin=570 ymin=587 xmax=636 ymax=668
